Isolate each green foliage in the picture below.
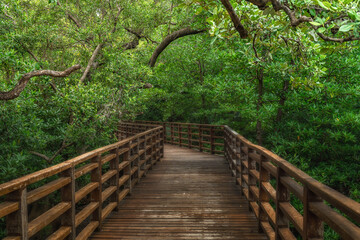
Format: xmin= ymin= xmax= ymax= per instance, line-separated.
xmin=1 ymin=0 xmax=360 ymax=238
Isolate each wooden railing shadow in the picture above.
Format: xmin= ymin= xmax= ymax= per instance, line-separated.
xmin=0 ymin=124 xmax=163 ymax=240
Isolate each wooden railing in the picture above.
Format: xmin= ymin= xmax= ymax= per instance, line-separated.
xmin=0 ymin=124 xmax=164 ymax=240
xmin=224 ymin=126 xmax=360 ymax=240
xmin=136 ymin=120 xmax=360 ymax=240
xmin=136 ymin=121 xmax=225 ymax=155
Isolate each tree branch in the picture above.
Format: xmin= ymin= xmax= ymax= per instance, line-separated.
xmin=79 ymin=7 xmax=123 ymax=84
xmin=30 ymin=141 xmax=73 ymax=164
xmin=79 ymin=44 xmax=104 ymax=84
xmin=57 ymin=0 xmax=82 ymax=28
xmin=0 ymin=64 xmax=81 ymax=100
xmin=149 ymin=28 xmax=206 ymax=67
xmin=220 ymin=0 xmax=248 ymax=38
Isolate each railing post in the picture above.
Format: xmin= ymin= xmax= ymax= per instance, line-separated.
xmin=303 ymin=186 xmax=324 ymax=239
xmin=235 ymin=137 xmax=241 ymax=185
xmin=171 ymin=123 xmax=174 ymax=144
xmin=91 ymin=155 xmax=102 ymax=230
xmin=135 ymin=137 xmax=141 ymax=183
xmin=258 ymin=155 xmax=270 ymax=233
xmin=61 ymin=167 xmax=76 ymax=240
xmin=6 ymin=188 xmax=28 ymax=240
xmin=124 ymin=142 xmax=132 ymax=194
xmin=188 ymin=124 xmax=191 ymax=149
xmin=179 ymin=124 xmax=182 ymax=147
xmin=275 ymin=167 xmax=290 ymax=239
xmin=160 ymin=128 xmax=164 ymax=158
xmin=111 ymin=148 xmax=120 ymax=210
xmin=163 ymin=123 xmax=167 ymax=143
xmin=210 ymin=126 xmax=214 ymax=154
xmin=247 ymin=148 xmax=256 ymax=211
xmin=199 ymin=125 xmax=203 ymax=152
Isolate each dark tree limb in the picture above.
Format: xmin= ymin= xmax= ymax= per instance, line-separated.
xmin=57 ymin=0 xmax=82 ymax=28
xmin=79 ymin=7 xmax=123 ymax=84
xmin=30 ymin=141 xmax=73 ymax=164
xmin=149 ymin=28 xmax=206 ymax=67
xmin=0 ymin=64 xmax=81 ymax=100
xmin=79 ymin=43 xmax=104 ymax=84
xmin=220 ymin=0 xmax=248 ymax=38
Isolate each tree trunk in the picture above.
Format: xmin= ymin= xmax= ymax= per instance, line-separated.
xmin=256 ymin=67 xmax=264 ymax=145
xmin=276 ymin=79 xmax=290 ymax=122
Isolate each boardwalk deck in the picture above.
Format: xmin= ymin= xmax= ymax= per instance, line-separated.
xmin=91 ymin=144 xmax=267 ymax=239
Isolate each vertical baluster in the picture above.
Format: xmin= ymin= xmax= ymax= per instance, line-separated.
xmin=110 ymin=148 xmax=120 ymax=210
xmin=160 ymin=127 xmax=164 ymax=158
xmin=258 ymin=155 xmax=270 ymax=232
xmin=235 ymin=137 xmax=241 ymax=185
xmin=199 ymin=125 xmax=203 ymax=152
xmin=210 ymin=126 xmax=214 ymax=154
xmin=124 ymin=142 xmax=132 ymax=194
xmin=61 ymin=167 xmax=76 ymax=239
xmin=179 ymin=124 xmax=182 ymax=147
xmin=303 ymin=186 xmax=323 ymax=240
xmin=188 ymin=124 xmax=191 ymax=149
xmin=91 ymin=155 xmax=102 ymax=230
xmin=275 ymin=168 xmax=290 ymax=239
xmin=6 ymin=188 xmax=28 ymax=239
xmin=171 ymin=123 xmax=174 ymax=144
xmin=135 ymin=137 xmax=140 ymax=184
xmin=239 ymin=141 xmax=246 ymax=196
xmin=163 ymin=123 xmax=166 ymax=143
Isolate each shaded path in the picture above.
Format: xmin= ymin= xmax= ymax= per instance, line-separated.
xmin=91 ymin=144 xmax=266 ymax=239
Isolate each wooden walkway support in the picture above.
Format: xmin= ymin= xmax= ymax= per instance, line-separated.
xmin=91 ymin=144 xmax=266 ymax=239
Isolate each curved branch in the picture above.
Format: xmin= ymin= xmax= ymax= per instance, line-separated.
xmin=220 ymin=0 xmax=248 ymax=38
xmin=0 ymin=64 xmax=81 ymax=100
xmin=149 ymin=28 xmax=206 ymax=67
xmin=79 ymin=44 xmax=103 ymax=84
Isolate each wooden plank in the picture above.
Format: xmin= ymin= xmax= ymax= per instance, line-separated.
xmin=75 ymin=182 xmax=99 ymax=203
xmin=27 ymin=177 xmax=71 ymax=204
xmin=75 ymin=163 xmax=98 ymax=179
xmin=101 ymin=170 xmax=117 ymax=184
xmin=90 ymin=144 xmax=267 ymax=239
xmin=119 ymin=175 xmax=130 ymax=186
xmin=28 ymin=202 xmax=71 ymax=237
xmin=118 ymin=161 xmax=130 ymax=171
xmin=102 ymin=186 xmax=117 ymax=202
xmin=46 ymin=226 xmax=71 ymax=240
xmin=101 ymin=153 xmax=116 ymax=165
xmin=76 ymin=221 xmax=99 ymax=240
xmin=279 ymin=202 xmax=303 ymax=234
xmin=101 ymin=202 xmax=117 ymax=221
xmin=118 ymin=189 xmax=130 ymax=202
xmin=0 ymin=202 xmax=19 ymax=218
xmin=309 ymin=201 xmax=360 ymax=239
xmin=75 ymin=202 xmax=99 ymax=227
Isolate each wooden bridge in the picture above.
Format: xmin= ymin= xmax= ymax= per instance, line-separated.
xmin=0 ymin=122 xmax=359 ymax=240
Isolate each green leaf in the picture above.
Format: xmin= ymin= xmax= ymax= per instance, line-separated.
xmin=310 ymin=22 xmax=322 ymax=26
xmin=318 ymin=27 xmax=326 ymax=33
xmin=339 ymin=24 xmax=353 ymax=32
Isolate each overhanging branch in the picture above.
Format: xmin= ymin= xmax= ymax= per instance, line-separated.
xmin=0 ymin=65 xmax=81 ymax=100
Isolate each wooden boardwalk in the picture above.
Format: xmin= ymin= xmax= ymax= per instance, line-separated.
xmin=91 ymin=144 xmax=266 ymax=239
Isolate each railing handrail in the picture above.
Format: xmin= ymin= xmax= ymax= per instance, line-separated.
xmin=224 ymin=125 xmax=360 ymax=224
xmin=0 ymin=126 xmax=162 ymax=197
xmin=0 ymin=123 xmax=164 ymax=240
